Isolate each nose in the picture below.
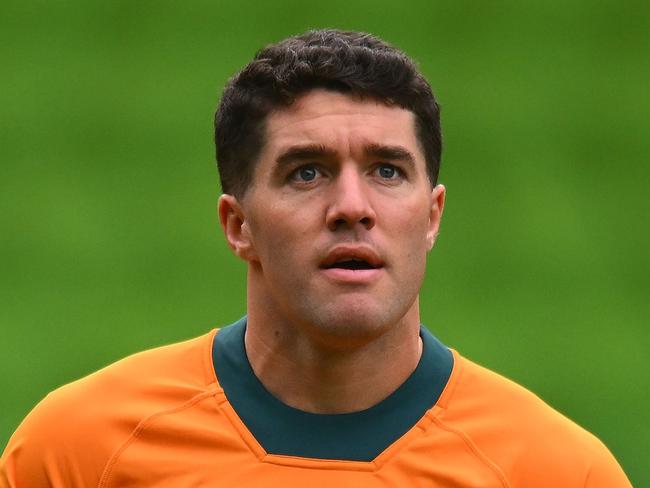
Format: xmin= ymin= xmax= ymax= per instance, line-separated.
xmin=325 ymin=167 xmax=376 ymax=232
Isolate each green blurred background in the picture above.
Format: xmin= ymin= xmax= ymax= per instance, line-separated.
xmin=1 ymin=0 xmax=647 ymax=484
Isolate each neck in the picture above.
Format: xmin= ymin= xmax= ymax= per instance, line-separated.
xmin=244 ymin=287 xmax=423 ymax=414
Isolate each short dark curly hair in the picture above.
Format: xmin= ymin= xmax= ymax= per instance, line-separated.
xmin=214 ymin=29 xmax=442 ymax=197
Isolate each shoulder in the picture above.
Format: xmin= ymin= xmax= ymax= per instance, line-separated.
xmin=434 ymin=351 xmax=631 ymax=487
xmin=39 ymin=329 xmax=218 ymax=427
xmin=439 ymin=352 xmax=590 ymax=441
xmin=1 ymin=330 xmax=217 ymax=488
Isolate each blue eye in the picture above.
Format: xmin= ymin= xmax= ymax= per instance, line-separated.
xmin=299 ymin=167 xmax=317 ymax=181
xmin=378 ymin=165 xmax=397 ymax=179
xmin=290 ymin=165 xmax=320 ymax=183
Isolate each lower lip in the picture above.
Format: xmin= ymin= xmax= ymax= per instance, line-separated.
xmin=320 ymin=267 xmax=383 ymax=284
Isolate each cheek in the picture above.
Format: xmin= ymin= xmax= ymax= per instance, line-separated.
xmin=249 ymin=212 xmax=312 ymax=267
xmin=389 ymin=208 xmax=433 ymax=273
xmin=386 ymin=200 xmax=431 ymax=242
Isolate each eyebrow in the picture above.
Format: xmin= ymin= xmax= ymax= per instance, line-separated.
xmin=363 ymin=143 xmax=416 ymax=166
xmin=275 ymin=143 xmax=416 ymax=167
xmin=276 ymin=144 xmax=338 ymax=166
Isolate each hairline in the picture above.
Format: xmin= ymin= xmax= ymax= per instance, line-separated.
xmin=231 ymin=88 xmax=435 ymax=199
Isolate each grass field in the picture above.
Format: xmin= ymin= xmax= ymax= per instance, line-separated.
xmin=1 ymin=1 xmax=648 ymax=485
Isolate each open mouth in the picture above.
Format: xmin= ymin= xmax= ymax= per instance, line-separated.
xmin=324 ymin=259 xmax=379 ymax=270
xmin=319 ymin=246 xmax=384 ymax=275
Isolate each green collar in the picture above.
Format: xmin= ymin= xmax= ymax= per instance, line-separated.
xmin=212 ymin=317 xmax=453 ymax=461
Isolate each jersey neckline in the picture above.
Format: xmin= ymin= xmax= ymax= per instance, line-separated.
xmin=212 ymin=316 xmax=453 ymax=462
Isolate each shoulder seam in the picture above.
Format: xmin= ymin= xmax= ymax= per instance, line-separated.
xmin=97 ymin=386 xmax=219 ymax=488
xmin=436 ymin=349 xmax=464 ymax=410
xmin=583 ymin=464 xmax=593 ymax=488
xmin=429 ymin=414 xmax=512 ymax=488
xmin=202 ymin=329 xmax=219 ymax=385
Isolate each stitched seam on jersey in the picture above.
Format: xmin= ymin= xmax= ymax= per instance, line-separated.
xmin=582 ymin=463 xmax=593 ymax=488
xmin=97 ymin=387 xmax=219 ymax=488
xmin=203 ymin=328 xmax=220 ymax=386
xmin=214 ymin=394 xmax=268 ymax=462
xmin=436 ymin=349 xmax=463 ymax=410
xmin=258 ymin=416 xmax=436 ymax=472
xmin=429 ymin=414 xmax=512 ymax=488
xmin=215 ymin=395 xmax=385 ymax=471
xmin=367 ymin=415 xmax=432 ymax=470
xmin=262 ymin=454 xmax=378 ymax=472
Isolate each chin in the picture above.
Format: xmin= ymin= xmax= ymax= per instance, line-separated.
xmin=292 ymin=299 xmax=412 ymax=350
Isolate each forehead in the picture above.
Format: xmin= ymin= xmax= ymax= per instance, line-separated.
xmin=262 ymin=90 xmax=421 ymax=158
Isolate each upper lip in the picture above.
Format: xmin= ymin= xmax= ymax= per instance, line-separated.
xmin=320 ymin=245 xmax=384 ymax=269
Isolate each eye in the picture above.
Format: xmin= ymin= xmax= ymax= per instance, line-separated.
xmin=289 ymin=165 xmax=321 ymax=183
xmin=376 ymin=164 xmax=400 ymax=179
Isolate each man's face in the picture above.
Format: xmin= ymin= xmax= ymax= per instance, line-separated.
xmin=220 ymin=90 xmax=444 ymax=347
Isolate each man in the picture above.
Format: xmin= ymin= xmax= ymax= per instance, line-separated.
xmin=1 ymin=29 xmax=631 ymax=487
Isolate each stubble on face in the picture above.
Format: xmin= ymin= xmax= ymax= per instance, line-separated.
xmin=234 ymin=90 xmax=443 ymax=351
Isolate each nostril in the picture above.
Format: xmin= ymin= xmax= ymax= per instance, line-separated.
xmin=333 ymin=218 xmax=347 ymax=229
xmin=330 ymin=216 xmax=373 ymax=231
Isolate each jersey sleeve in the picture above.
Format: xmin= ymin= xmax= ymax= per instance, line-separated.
xmin=1 ymin=366 xmax=145 ymax=487
xmin=583 ymin=439 xmax=632 ymax=488
xmin=1 ymin=390 xmax=107 ymax=488
xmin=1 ymin=332 xmax=216 ymax=488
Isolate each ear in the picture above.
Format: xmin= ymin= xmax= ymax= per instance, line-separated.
xmin=426 ymin=184 xmax=445 ymax=251
xmin=218 ymin=194 xmax=258 ymax=262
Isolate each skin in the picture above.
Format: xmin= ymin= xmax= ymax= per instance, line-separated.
xmin=218 ymin=90 xmax=445 ymax=414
